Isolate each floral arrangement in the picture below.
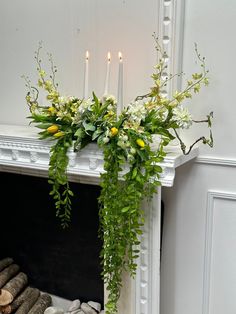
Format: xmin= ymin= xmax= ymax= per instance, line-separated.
xmin=23 ymin=36 xmax=213 ymax=313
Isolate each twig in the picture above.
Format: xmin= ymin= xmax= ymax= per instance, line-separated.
xmin=173 ymin=129 xmax=213 ymax=155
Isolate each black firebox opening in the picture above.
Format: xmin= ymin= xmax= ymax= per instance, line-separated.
xmin=0 ymin=171 xmax=104 ymax=305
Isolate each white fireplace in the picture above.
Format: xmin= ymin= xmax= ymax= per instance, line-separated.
xmin=0 ymin=1 xmax=189 ymax=311
xmin=0 ymin=124 xmax=198 ymax=314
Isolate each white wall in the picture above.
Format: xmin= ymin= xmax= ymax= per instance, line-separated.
xmin=161 ymin=1 xmax=236 ymax=314
xmin=178 ymin=0 xmax=236 ymax=158
xmin=0 ymin=0 xmax=158 ymax=125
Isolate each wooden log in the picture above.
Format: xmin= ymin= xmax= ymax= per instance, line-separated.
xmin=0 ymin=272 xmax=28 ymax=306
xmin=0 ymin=264 xmax=20 ymax=288
xmin=14 ymin=287 xmax=40 ymax=314
xmin=28 ymin=293 xmax=52 ymax=314
xmin=0 ymin=259 xmax=14 ymax=273
xmin=0 ymin=286 xmax=39 ymax=314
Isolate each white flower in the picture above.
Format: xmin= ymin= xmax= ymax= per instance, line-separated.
xmin=102 ymin=94 xmax=117 ymax=104
xmin=58 ymin=96 xmax=66 ymax=105
xmin=72 ymin=98 xmax=93 ymax=124
xmin=126 ymin=100 xmax=146 ymax=124
xmin=127 ymin=154 xmax=135 ymax=162
xmin=130 ymin=147 xmax=136 ymax=155
xmin=121 ymin=135 xmax=128 ymax=142
xmin=107 ymin=104 xmax=114 ymax=111
xmin=117 ymin=140 xmax=126 ymax=149
xmin=172 ymin=106 xmax=192 ymax=129
xmin=57 ymin=96 xmax=75 ymax=106
xmin=68 ymin=96 xmax=76 ymax=103
xmin=78 ymin=98 xmax=93 ymax=114
xmin=103 ymin=137 xmax=110 ymax=144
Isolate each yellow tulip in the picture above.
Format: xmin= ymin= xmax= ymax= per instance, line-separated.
xmin=47 ymin=124 xmax=59 ymax=134
xmin=110 ymin=127 xmax=119 ymax=136
xmin=136 ymin=138 xmax=145 ymax=148
xmin=48 ymin=107 xmax=57 ymax=114
xmin=53 ymin=131 xmax=65 ymax=138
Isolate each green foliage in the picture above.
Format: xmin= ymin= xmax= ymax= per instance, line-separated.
xmin=98 ymin=138 xmax=165 ymax=313
xmin=48 ymin=136 xmax=74 ymax=229
xmin=23 ymin=36 xmax=213 ymax=313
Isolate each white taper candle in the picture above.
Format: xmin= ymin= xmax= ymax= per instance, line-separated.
xmin=83 ymin=50 xmax=89 ymax=99
xmin=117 ymin=52 xmax=123 ymax=118
xmin=104 ymin=52 xmax=111 ymax=95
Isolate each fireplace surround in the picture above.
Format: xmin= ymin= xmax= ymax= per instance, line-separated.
xmin=0 ymin=123 xmax=198 ymax=313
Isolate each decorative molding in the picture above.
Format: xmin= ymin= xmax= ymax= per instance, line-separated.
xmin=196 ymin=155 xmax=236 ymax=167
xmin=158 ymin=0 xmax=186 ymax=96
xmin=0 ymin=125 xmax=198 ymax=188
xmin=131 ymin=1 xmax=187 ymax=313
xmin=135 ymin=189 xmax=161 ymax=314
xmin=202 ymin=191 xmax=236 ymax=314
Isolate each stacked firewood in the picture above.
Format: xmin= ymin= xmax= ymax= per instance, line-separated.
xmin=0 ymin=257 xmax=52 ymax=314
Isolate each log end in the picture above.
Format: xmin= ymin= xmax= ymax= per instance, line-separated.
xmin=0 ymin=304 xmax=11 ymax=314
xmin=0 ymin=289 xmax=13 ymax=306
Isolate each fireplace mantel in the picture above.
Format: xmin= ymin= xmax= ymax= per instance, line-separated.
xmin=0 ymin=123 xmax=198 ymax=314
xmin=0 ymin=124 xmax=198 ymax=187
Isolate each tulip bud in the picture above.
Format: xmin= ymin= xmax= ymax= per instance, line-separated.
xmin=47 ymin=125 xmax=59 ymax=134
xmin=110 ymin=127 xmax=118 ymax=136
xmin=136 ymin=138 xmax=145 ymax=148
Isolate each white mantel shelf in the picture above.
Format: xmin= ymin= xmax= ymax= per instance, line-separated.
xmin=0 ymin=124 xmax=198 ymax=187
xmin=0 ymin=123 xmax=198 ymax=314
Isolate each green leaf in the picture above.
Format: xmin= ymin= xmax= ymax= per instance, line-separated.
xmin=35 ymin=123 xmax=53 ymax=129
xmin=154 ymin=165 xmax=163 ymax=173
xmin=74 ymin=128 xmax=84 ymax=138
xmin=82 ymin=121 xmax=96 ymax=132
xmin=92 ymin=128 xmax=103 ymax=141
xmin=121 ymin=206 xmax=130 ymax=213
xmin=92 ymin=91 xmax=99 ymax=105
xmin=132 ymin=168 xmax=137 ymax=179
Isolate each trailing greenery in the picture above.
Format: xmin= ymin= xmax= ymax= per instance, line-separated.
xmin=98 ymin=131 xmax=165 ymax=312
xmin=23 ymin=37 xmax=213 ymax=313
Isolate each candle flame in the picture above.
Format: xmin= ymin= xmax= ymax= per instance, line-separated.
xmin=118 ymin=52 xmax=122 ymax=61
xmin=86 ymin=50 xmax=89 ymax=60
xmin=107 ymin=52 xmax=111 ymax=62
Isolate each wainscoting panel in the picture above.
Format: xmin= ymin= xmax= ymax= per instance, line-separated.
xmin=161 ymin=162 xmax=236 ymax=314
xmin=203 ymin=191 xmax=236 ymax=314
